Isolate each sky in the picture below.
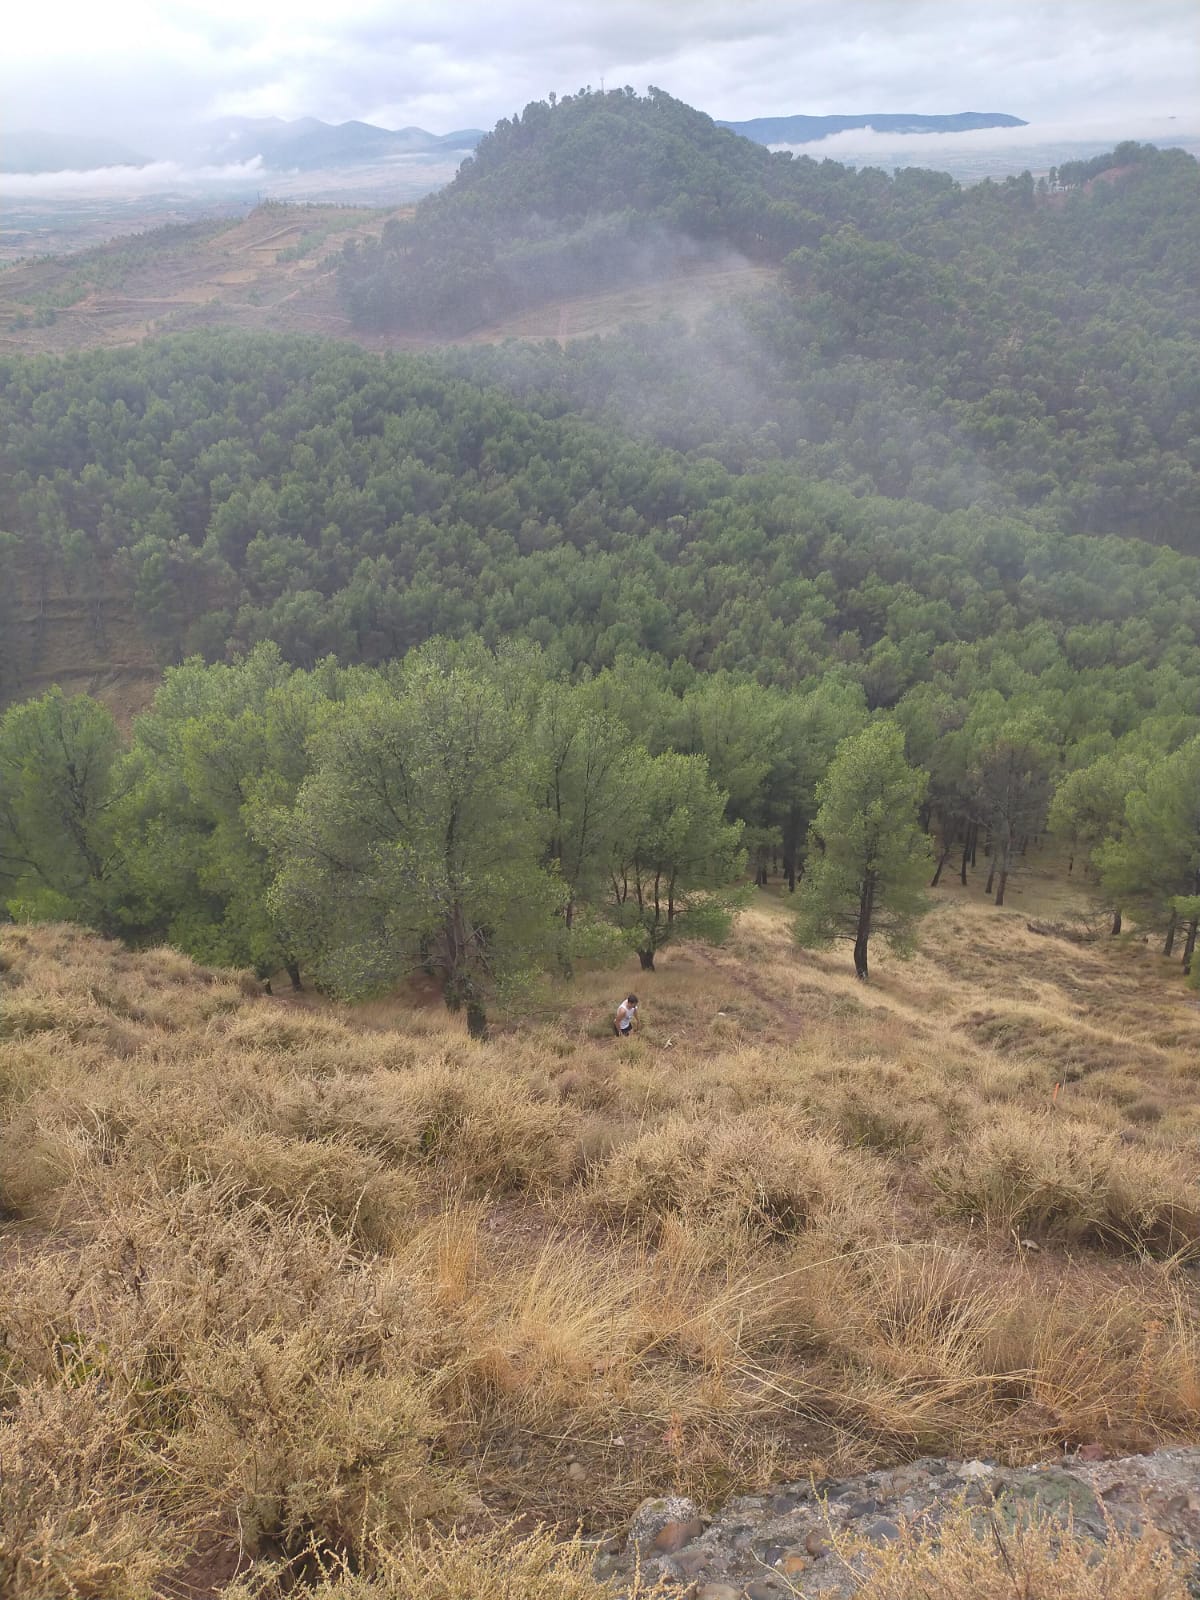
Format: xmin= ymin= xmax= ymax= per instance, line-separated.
xmin=4 ymin=0 xmax=1198 ymax=148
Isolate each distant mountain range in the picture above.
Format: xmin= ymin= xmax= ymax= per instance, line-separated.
xmin=197 ymin=117 xmax=485 ymax=170
xmin=2 ymin=130 xmax=153 ymax=174
xmin=4 ymin=111 xmax=1031 ymax=180
xmin=719 ymin=112 xmax=1028 ymax=145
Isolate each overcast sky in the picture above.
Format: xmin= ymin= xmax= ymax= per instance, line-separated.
xmin=5 ymin=0 xmax=1198 ymax=146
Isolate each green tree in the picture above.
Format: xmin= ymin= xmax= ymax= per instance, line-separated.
xmin=271 ymin=646 xmax=563 ymax=1035
xmin=0 ymin=689 xmax=125 ymax=929
xmin=534 ymin=682 xmax=640 ymax=933
xmin=1097 ymin=738 xmax=1200 ymax=961
xmin=607 ymin=750 xmax=745 ymax=970
xmin=118 ymin=646 xmax=336 ymax=980
xmin=970 ymin=715 xmax=1055 ymax=907
xmin=795 ymin=721 xmax=930 ymax=980
xmin=1048 ymin=749 xmax=1148 ymax=933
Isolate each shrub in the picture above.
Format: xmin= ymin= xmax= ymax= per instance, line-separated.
xmin=173 ymin=1329 xmax=458 ymax=1562
xmin=592 ymin=1112 xmax=886 ymax=1240
xmin=925 ymin=1117 xmax=1200 ymax=1257
xmin=846 ymin=1502 xmax=1190 ymax=1599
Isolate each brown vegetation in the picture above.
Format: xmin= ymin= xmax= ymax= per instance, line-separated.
xmin=0 ymin=203 xmax=774 ymax=364
xmin=2 ymin=875 xmax=1200 ymax=1595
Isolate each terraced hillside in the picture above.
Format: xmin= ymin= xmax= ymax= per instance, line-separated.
xmin=0 ymin=204 xmax=774 ymax=360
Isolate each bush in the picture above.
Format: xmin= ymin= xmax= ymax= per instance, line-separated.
xmin=592 ymin=1111 xmax=886 ymax=1240
xmin=847 ymin=1502 xmax=1190 ymax=1599
xmin=925 ymin=1117 xmax=1200 ymax=1257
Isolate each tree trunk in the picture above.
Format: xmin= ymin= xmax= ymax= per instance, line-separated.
xmin=638 ymin=948 xmax=655 ymax=971
xmin=285 ymin=960 xmax=302 ymax=992
xmin=1183 ymin=919 xmax=1198 ymax=976
xmin=1164 ymin=911 xmax=1178 ymax=957
xmin=930 ymin=845 xmax=952 ymax=888
xmin=960 ymin=824 xmax=973 ymax=886
xmin=984 ymin=859 xmax=996 ymax=896
xmin=466 ymin=1000 xmax=488 ymax=1040
xmin=1067 ymin=852 xmax=1074 ymax=875
xmin=994 ymin=838 xmax=1011 ymax=907
xmin=853 ymin=873 xmax=875 ymax=981
xmin=1110 ymin=908 xmax=1122 ymax=936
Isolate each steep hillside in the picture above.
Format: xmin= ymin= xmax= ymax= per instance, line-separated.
xmin=3 ymin=872 xmax=1200 ymax=1595
xmin=332 ymin=89 xmax=1200 ymax=547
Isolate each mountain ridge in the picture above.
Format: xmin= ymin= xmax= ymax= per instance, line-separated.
xmin=720 ymin=110 xmax=1028 ymax=144
xmin=1 ymin=129 xmax=154 ymax=174
xmin=196 ymin=115 xmax=484 ymax=169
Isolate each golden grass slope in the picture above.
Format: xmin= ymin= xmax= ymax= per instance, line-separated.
xmin=2 ymin=871 xmax=1200 ymax=1596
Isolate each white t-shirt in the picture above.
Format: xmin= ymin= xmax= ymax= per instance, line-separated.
xmin=616 ymin=1000 xmax=637 ymax=1030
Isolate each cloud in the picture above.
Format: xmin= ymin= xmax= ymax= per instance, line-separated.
xmin=1 ymin=159 xmax=265 ymax=197
xmin=2 ymin=0 xmax=1196 ymax=148
xmin=770 ymin=113 xmax=1200 ymax=168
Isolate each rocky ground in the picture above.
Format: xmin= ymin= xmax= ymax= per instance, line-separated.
xmin=599 ymin=1447 xmax=1200 ymax=1597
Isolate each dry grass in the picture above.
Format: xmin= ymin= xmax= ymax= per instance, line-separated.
xmin=841 ymin=1502 xmax=1191 ymax=1599
xmin=2 ymin=869 xmax=1200 ymax=1594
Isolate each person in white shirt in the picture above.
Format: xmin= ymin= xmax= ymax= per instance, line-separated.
xmin=613 ymin=994 xmax=640 ymax=1037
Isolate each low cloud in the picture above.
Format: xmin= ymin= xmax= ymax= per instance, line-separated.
xmin=770 ymin=114 xmax=1200 ymax=175
xmin=0 ymin=158 xmax=266 ymax=197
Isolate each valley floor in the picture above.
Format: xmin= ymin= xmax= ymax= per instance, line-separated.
xmin=3 ymin=859 xmax=1200 ymax=1597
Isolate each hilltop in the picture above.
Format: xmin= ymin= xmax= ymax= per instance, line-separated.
xmin=3 ymin=866 xmax=1200 ymax=1596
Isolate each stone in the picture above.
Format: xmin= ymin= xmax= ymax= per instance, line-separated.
xmin=778 ymin=1550 xmax=808 ymax=1577
xmin=745 ymin=1584 xmax=783 ymax=1599
xmin=1076 ymin=1442 xmax=1107 ymax=1462
xmin=805 ymin=1530 xmax=833 ymax=1558
xmin=696 ymin=1585 xmax=740 ymax=1600
xmin=626 ymin=1495 xmax=704 ymax=1556
xmin=865 ymin=1518 xmax=902 ymax=1544
xmin=653 ymin=1518 xmax=704 ymax=1555
xmin=674 ymin=1546 xmax=713 ymax=1578
xmin=768 ymin=1491 xmax=804 ymax=1515
xmin=567 ymin=1461 xmax=588 ymax=1482
xmin=960 ymin=1460 xmax=994 ymax=1479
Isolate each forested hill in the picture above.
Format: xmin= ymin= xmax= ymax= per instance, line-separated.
xmin=3 ymin=331 xmax=1200 ymax=735
xmin=335 ymin=89 xmax=1200 ymax=551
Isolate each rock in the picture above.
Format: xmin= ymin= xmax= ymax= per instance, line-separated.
xmin=865 ymin=1517 xmax=902 ymax=1544
xmin=567 ymin=1461 xmax=587 ymax=1482
xmin=675 ymin=1546 xmax=713 ymax=1578
xmin=626 ymin=1495 xmax=704 ymax=1557
xmin=653 ymin=1518 xmax=704 ymax=1554
xmin=1076 ymin=1442 xmax=1108 ymax=1462
xmin=768 ymin=1491 xmax=805 ymax=1514
xmin=601 ymin=1448 xmax=1200 ymax=1595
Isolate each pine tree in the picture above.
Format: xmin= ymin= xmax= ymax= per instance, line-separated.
xmin=795 ymin=722 xmax=930 ymax=980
